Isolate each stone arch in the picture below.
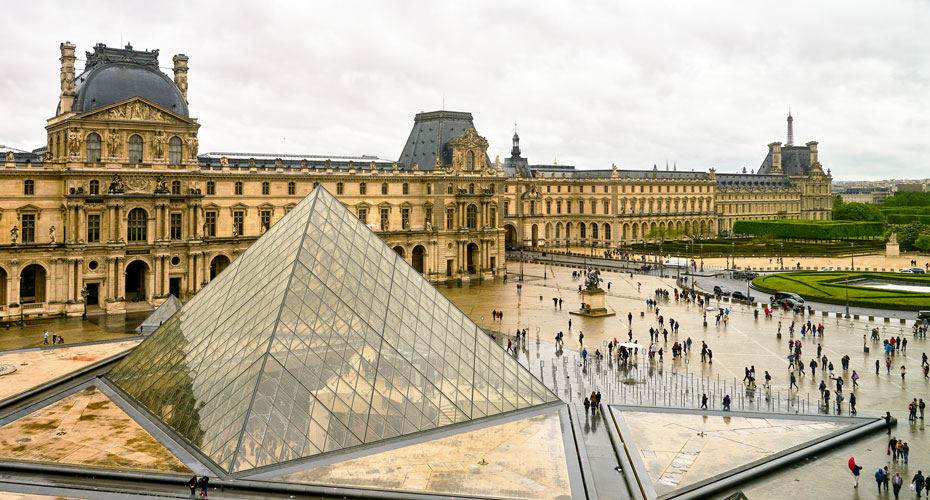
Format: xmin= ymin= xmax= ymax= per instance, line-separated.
xmin=591 ymin=222 xmax=599 ymax=240
xmin=531 ymin=224 xmax=539 ymax=248
xmin=604 ymin=223 xmax=611 ymax=241
xmin=393 ymin=245 xmax=406 ymax=258
xmin=19 ymin=263 xmax=47 ymax=303
xmin=0 ymin=266 xmax=6 ymax=306
xmin=125 ymin=259 xmax=149 ymax=302
xmin=412 ymin=245 xmax=426 ymax=274
xmin=504 ymin=224 xmax=518 ymax=249
xmin=545 ymin=223 xmax=552 ymax=241
xmin=466 ymin=242 xmax=480 ymax=274
xmin=210 ymin=254 xmax=231 ymax=279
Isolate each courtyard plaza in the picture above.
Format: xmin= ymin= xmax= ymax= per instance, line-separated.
xmin=440 ymin=262 xmax=930 ymax=498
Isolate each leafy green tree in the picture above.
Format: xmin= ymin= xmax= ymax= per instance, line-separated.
xmin=915 ymin=234 xmax=930 ymax=253
xmin=897 ymin=222 xmax=930 ymax=249
xmin=833 ymin=195 xmax=844 ymax=211
xmin=833 ymin=202 xmax=884 ymax=222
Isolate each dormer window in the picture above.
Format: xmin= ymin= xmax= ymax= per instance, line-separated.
xmin=128 ymin=135 xmax=143 ymax=163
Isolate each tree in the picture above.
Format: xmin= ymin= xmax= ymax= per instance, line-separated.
xmin=645 ymin=226 xmax=680 ymax=241
xmin=833 ymin=195 xmax=844 ymax=211
xmin=915 ymin=234 xmax=930 ymax=253
xmin=897 ymin=222 xmax=930 ymax=249
xmin=833 ymin=202 xmax=884 ymax=222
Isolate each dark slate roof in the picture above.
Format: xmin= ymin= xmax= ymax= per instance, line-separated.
xmin=758 ymin=145 xmax=811 ymax=176
xmin=527 ymin=164 xmax=710 ymax=180
xmin=716 ymin=173 xmax=794 ymax=189
xmin=68 ymin=44 xmax=189 ymax=118
xmin=198 ymin=152 xmax=395 ymax=170
xmin=397 ymin=111 xmax=485 ymax=169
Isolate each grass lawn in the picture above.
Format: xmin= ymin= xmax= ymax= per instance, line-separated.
xmin=751 ymin=271 xmax=930 ymax=311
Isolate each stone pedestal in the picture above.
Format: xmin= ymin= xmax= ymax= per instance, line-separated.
xmin=570 ymin=288 xmax=615 ymax=317
xmin=886 ymin=241 xmax=899 ymax=257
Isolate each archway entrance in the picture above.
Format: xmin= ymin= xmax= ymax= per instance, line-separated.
xmin=210 ymin=255 xmax=231 ymax=279
xmin=19 ymin=264 xmax=46 ymax=303
xmin=412 ymin=245 xmax=425 ymax=274
xmin=505 ymin=225 xmax=518 ymax=249
xmin=466 ymin=242 xmax=479 ymax=274
xmin=125 ymin=260 xmax=148 ymax=302
xmin=393 ymin=246 xmax=405 ymax=259
xmin=0 ymin=267 xmax=6 ymax=306
xmin=531 ymin=224 xmax=539 ymax=248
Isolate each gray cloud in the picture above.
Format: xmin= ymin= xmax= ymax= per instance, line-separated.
xmin=2 ymin=0 xmax=928 ymax=180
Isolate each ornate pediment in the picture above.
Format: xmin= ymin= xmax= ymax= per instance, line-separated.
xmin=80 ymin=98 xmax=191 ymax=124
xmin=449 ymin=127 xmax=489 ymax=149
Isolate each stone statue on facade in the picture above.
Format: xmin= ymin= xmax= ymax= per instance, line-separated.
xmin=67 ymin=128 xmax=83 ymax=158
xmin=154 ymin=174 xmax=169 ymax=193
xmin=108 ymin=174 xmax=125 ymax=194
xmin=584 ymin=270 xmax=603 ymax=291
xmin=153 ymin=131 xmax=167 ymax=158
xmin=49 ymin=226 xmax=56 ymax=244
xmin=106 ymin=129 xmax=121 ymax=158
xmin=5 ymin=151 xmax=13 ymax=163
xmin=10 ymin=226 xmax=18 ymax=244
xmin=232 ymin=223 xmax=239 ymax=237
xmin=425 ymin=219 xmax=432 ymax=231
xmin=220 ymin=156 xmax=229 ymax=167
xmin=186 ymin=134 xmax=198 ymax=159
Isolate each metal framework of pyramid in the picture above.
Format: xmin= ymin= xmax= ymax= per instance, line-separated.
xmin=107 ymin=187 xmax=560 ymax=475
xmin=136 ymin=295 xmax=182 ymax=334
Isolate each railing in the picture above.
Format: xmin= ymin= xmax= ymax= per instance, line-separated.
xmin=22 ymin=302 xmax=45 ymax=311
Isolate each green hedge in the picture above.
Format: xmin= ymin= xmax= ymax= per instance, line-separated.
xmin=751 ymin=271 xmax=930 ymax=311
xmin=636 ymin=238 xmax=883 ymax=256
xmin=732 ymin=220 xmax=884 ymax=239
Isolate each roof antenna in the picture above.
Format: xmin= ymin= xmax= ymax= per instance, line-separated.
xmin=442 ymin=94 xmax=445 ymax=111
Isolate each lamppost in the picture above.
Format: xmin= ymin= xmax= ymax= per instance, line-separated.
xmin=780 ymin=241 xmax=784 ymax=270
xmin=731 ymin=241 xmax=736 ymax=271
xmin=844 ymin=274 xmax=851 ymax=318
xmin=850 ymin=242 xmax=855 ymax=270
xmin=700 ymin=243 xmax=704 ymax=271
xmin=520 ymin=249 xmax=524 ymax=281
xmin=80 ymin=285 xmax=89 ymax=322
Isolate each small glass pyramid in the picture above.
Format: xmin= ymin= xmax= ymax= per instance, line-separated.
xmin=108 ymin=187 xmax=560 ymax=475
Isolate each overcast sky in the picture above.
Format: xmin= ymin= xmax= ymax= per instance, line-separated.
xmin=2 ymin=1 xmax=929 ymax=181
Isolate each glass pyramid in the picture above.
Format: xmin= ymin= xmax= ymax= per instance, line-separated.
xmin=107 ymin=187 xmax=560 ymax=475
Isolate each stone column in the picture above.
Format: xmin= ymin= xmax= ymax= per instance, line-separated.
xmin=116 ymin=258 xmax=124 ymax=300
xmin=163 ymin=256 xmax=169 ymax=296
xmin=153 ymin=257 xmax=161 ymax=296
xmin=65 ymin=259 xmax=74 ymax=303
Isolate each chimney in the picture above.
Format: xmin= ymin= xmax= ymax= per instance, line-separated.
xmin=806 ymin=141 xmax=818 ymax=165
xmin=768 ymin=142 xmax=782 ymax=174
xmin=172 ymin=54 xmax=189 ymax=102
xmin=58 ymin=42 xmax=77 ymax=115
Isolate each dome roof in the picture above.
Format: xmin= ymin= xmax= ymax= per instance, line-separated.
xmin=68 ymin=44 xmax=189 ymax=118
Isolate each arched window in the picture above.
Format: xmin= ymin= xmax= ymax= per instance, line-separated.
xmin=206 ymin=181 xmax=215 ymax=195
xmin=127 ymin=208 xmax=148 ymax=242
xmin=86 ymin=133 xmax=101 ymax=162
xmin=426 ymin=183 xmax=432 ymax=195
xmin=288 ymin=182 xmax=296 ymax=195
xmin=466 ymin=204 xmax=478 ymax=229
xmin=336 ymin=182 xmax=344 ymax=195
xmin=402 ymin=183 xmax=409 ymax=195
xmin=580 ymin=222 xmax=587 ymax=239
xmin=168 ymin=136 xmax=182 ymax=164
xmin=171 ymin=180 xmax=181 ymax=195
xmin=447 ymin=183 xmax=453 ymax=195
xmin=466 ymin=150 xmax=475 ymax=170
xmin=235 ymin=181 xmax=243 ymax=195
xmin=128 ymin=135 xmax=143 ymax=164
xmin=262 ymin=182 xmax=270 ymax=195
xmin=468 ymin=183 xmax=475 ymax=194
xmin=89 ymin=180 xmax=99 ymax=195
xmin=592 ymin=223 xmax=599 ymax=239
xmin=24 ymin=180 xmax=34 ymax=195
xmin=359 ymin=182 xmax=366 ymax=195
xmin=604 ymin=223 xmax=612 ymax=240
xmin=381 ymin=183 xmax=388 ymax=195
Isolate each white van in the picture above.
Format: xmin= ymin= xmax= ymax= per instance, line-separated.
xmin=664 ymin=257 xmax=689 ymax=268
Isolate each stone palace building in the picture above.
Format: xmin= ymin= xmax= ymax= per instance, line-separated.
xmin=0 ymin=42 xmax=831 ymax=319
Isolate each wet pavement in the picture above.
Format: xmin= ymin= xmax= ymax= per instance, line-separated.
xmin=0 ymin=313 xmax=147 ymax=353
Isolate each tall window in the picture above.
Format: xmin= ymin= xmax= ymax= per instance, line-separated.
xmin=86 ymin=133 xmax=101 ymax=162
xmin=357 ymin=208 xmax=368 ymax=224
xmin=489 ymin=207 xmax=496 ymax=227
xmin=380 ymin=208 xmax=389 ymax=230
xmin=359 ymin=183 xmax=367 ymax=195
xmin=546 ymin=201 xmax=552 ymax=214
xmin=446 ymin=208 xmax=454 ymax=229
xmin=557 ymin=201 xmax=562 ymax=214
xmin=580 ymin=223 xmax=587 ymax=239
xmin=90 ymin=180 xmax=99 ymax=195
xmin=288 ymin=182 xmax=295 ymax=195
xmin=168 ymin=136 xmax=182 ymax=164
xmin=426 ymin=183 xmax=432 ymax=195
xmin=466 ymin=150 xmax=475 ymax=170
xmin=204 ymin=211 xmax=216 ymax=237
xmin=128 ymin=135 xmax=143 ymax=163
xmin=170 ymin=213 xmax=182 ymax=240
xmin=235 ymin=181 xmax=243 ymax=195
xmin=447 ymin=183 xmax=453 ymax=195
xmin=262 ymin=182 xmax=270 ymax=195
xmin=24 ymin=180 xmax=34 ymax=195
xmin=260 ymin=210 xmax=271 ymax=232
xmin=591 ymin=200 xmax=597 ymax=214
xmin=566 ymin=201 xmax=572 ymax=214
xmin=21 ymin=214 xmax=35 ymax=243
xmin=401 ymin=208 xmax=410 ymax=230
xmin=529 ymin=201 xmax=535 ymax=214
xmin=87 ymin=214 xmax=100 ymax=242
xmin=604 ymin=200 xmax=610 ymax=214
xmin=466 ymin=205 xmax=477 ymax=229
xmin=336 ymin=182 xmax=343 ymax=195
xmin=425 ymin=207 xmax=432 ymax=226
xmin=233 ymin=211 xmax=244 ymax=235
xmin=503 ymin=201 xmax=509 ymax=215
xmin=579 ymin=201 xmax=584 ymax=214
xmin=206 ymin=181 xmax=215 ymax=195
xmin=402 ymin=183 xmax=409 ymax=195
xmin=381 ymin=183 xmax=388 ymax=195
xmin=468 ymin=183 xmax=475 ymax=194
xmin=171 ymin=180 xmax=181 ymax=195
xmin=127 ymin=208 xmax=147 ymax=242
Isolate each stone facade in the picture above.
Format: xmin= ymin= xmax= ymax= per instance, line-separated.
xmin=0 ymin=42 xmax=831 ymax=319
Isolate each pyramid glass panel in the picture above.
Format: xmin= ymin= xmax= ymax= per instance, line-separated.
xmin=107 ymin=186 xmax=560 ymax=475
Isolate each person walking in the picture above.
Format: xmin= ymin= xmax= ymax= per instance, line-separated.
xmin=920 ymin=399 xmax=926 ymax=420
xmin=790 ymin=372 xmax=798 ymax=390
xmin=701 ymin=393 xmax=708 ymax=409
xmin=722 ymin=394 xmax=731 ymax=411
xmin=583 ymin=397 xmax=591 ymax=416
xmin=885 ymin=412 xmax=893 ymax=434
xmin=849 ymin=393 xmax=857 ymax=415
xmin=43 ymin=331 xmax=49 ymax=345
xmin=578 ymin=331 xmax=584 ymax=346
xmin=199 ymin=476 xmax=210 ymax=498
xmin=582 ymin=348 xmax=588 ymax=367
xmin=913 ymin=471 xmax=925 ymax=497
xmin=901 ymin=365 xmax=907 ymax=380
xmin=188 ymin=475 xmax=198 ymax=496
xmin=851 ymin=370 xmax=859 ymax=389
xmin=875 ymin=467 xmax=887 ymax=494
xmin=892 ymin=471 xmax=903 ymax=499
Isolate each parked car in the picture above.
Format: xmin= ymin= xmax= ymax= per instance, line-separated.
xmin=819 ymin=267 xmax=834 ymax=271
xmin=731 ymin=291 xmax=755 ymax=303
xmin=732 ymin=270 xmax=760 ymax=280
xmin=774 ymin=291 xmax=804 ymax=304
xmin=778 ymin=297 xmax=803 ymax=309
xmin=918 ymin=311 xmax=930 ymax=324
xmin=713 ymin=285 xmax=731 ymax=296
xmin=898 ymin=268 xmax=925 ymax=274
